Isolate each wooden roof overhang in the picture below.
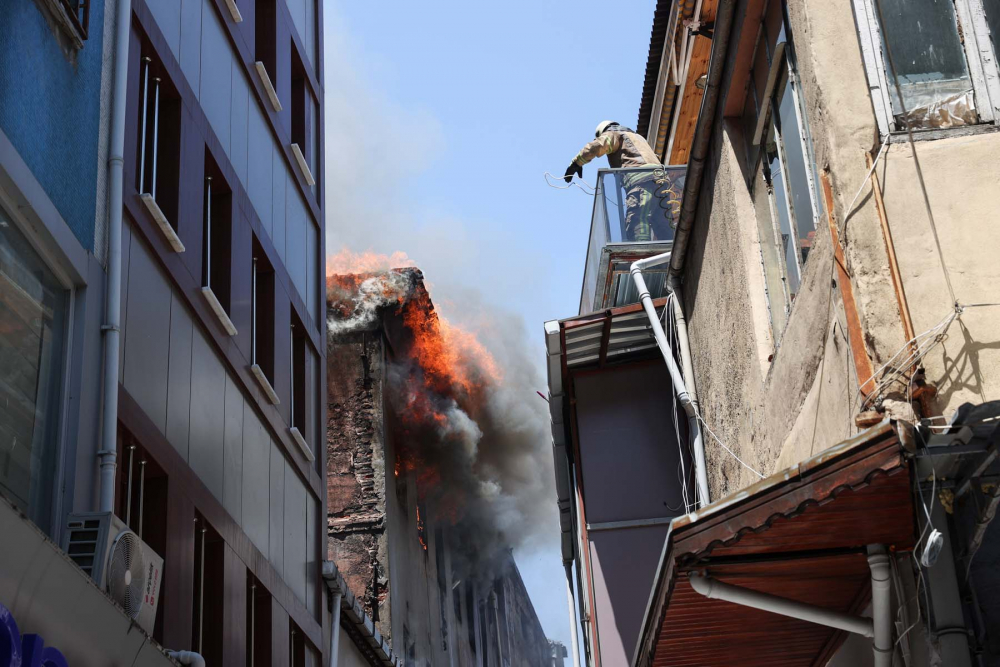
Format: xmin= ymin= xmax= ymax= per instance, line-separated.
xmin=634 ymin=422 xmax=917 ymax=667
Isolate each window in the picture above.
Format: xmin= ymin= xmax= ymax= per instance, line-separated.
xmin=289 ymin=620 xmax=317 ymax=667
xmin=251 ymin=236 xmax=278 ymax=401
xmin=255 ymin=0 xmax=281 ymax=111
xmin=854 ymin=0 xmax=1000 ymax=133
xmin=193 ymin=515 xmax=225 ymax=664
xmin=135 ymin=48 xmax=183 ymax=250
xmin=735 ymin=0 xmax=821 ymax=345
xmin=202 ymin=153 xmax=236 ymax=336
xmin=0 ymin=205 xmax=68 ymax=535
xmin=246 ymin=573 xmax=272 ymax=667
xmin=290 ymin=46 xmax=319 ymax=193
xmin=288 ymin=312 xmax=313 ymax=461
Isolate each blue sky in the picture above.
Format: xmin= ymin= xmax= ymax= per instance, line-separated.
xmin=323 ymin=0 xmax=657 ymax=654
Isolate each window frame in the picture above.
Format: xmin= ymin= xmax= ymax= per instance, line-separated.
xmin=852 ymin=0 xmax=1000 ymax=135
xmin=739 ymin=0 xmax=823 ymax=347
xmin=0 ymin=194 xmax=75 ymax=539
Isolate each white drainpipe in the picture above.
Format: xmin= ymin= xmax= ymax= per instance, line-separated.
xmin=329 ymin=591 xmax=342 ymax=667
xmin=868 ymin=546 xmax=893 ymax=667
xmin=168 ymin=651 xmax=206 ymax=667
xmin=690 ymin=544 xmax=894 ymax=666
xmin=564 ymin=564 xmax=581 ymax=667
xmin=631 ymin=253 xmax=710 ymax=506
xmin=97 ymin=0 xmax=133 ymax=513
xmin=688 ymin=574 xmax=874 ymax=637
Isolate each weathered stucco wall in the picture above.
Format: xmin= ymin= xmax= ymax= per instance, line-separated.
xmin=682 ymin=0 xmax=914 ymax=498
xmin=879 ymin=133 xmax=1000 ymax=416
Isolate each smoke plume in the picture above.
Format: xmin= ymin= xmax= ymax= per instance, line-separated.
xmin=327 ymin=257 xmax=556 ymax=576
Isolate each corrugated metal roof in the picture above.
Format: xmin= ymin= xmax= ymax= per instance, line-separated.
xmin=561 ymin=298 xmax=670 ymax=369
xmin=638 ymin=0 xmax=678 ymax=137
xmin=634 ymin=422 xmax=917 ymax=667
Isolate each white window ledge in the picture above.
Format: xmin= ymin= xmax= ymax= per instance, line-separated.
xmin=250 ymin=364 xmax=280 ymax=404
xmin=140 ymin=194 xmax=185 ymax=252
xmin=290 ymin=143 xmax=316 ymax=186
xmin=255 ymin=62 xmax=282 ymax=112
xmin=223 ymin=0 xmax=242 ymax=22
xmin=200 ymin=286 xmax=237 ymax=336
xmin=289 ymin=427 xmax=315 ymax=462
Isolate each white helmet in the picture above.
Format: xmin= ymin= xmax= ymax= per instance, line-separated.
xmin=595 ymin=120 xmax=618 ymax=137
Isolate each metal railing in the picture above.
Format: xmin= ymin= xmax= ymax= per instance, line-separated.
xmin=580 ymin=166 xmax=686 ymax=314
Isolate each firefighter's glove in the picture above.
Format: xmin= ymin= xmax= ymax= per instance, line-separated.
xmin=564 ymin=162 xmax=583 ymax=184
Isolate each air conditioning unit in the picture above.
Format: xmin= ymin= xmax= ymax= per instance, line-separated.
xmin=63 ymin=512 xmax=163 ymax=634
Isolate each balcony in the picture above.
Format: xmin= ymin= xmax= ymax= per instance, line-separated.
xmin=579 ymin=166 xmax=686 ymax=315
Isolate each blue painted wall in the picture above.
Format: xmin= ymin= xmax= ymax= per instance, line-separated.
xmin=0 ymin=0 xmax=106 ymax=252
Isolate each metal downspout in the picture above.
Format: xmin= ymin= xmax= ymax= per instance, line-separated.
xmin=565 ymin=564 xmax=582 ymax=667
xmin=668 ymin=0 xmax=738 ymax=278
xmin=868 ymin=546 xmax=893 ymax=667
xmin=98 ymin=0 xmax=133 ymax=513
xmin=631 ymin=253 xmax=710 ymax=506
xmin=688 ymin=574 xmax=874 ymax=637
xmin=329 ymin=592 xmax=342 ymax=667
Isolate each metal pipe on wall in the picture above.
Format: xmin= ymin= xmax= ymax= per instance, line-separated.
xmin=329 ymin=591 xmax=342 ymax=667
xmin=205 ymin=177 xmax=212 ymax=289
xmin=631 ymin=253 xmax=710 ymax=506
xmin=138 ymin=459 xmax=146 ymax=538
xmin=669 ymin=0 xmax=737 ymax=278
xmin=564 ymin=564 xmax=582 ymax=667
xmin=867 ymin=546 xmax=893 ymax=667
xmin=125 ymin=444 xmax=135 ymax=525
xmin=98 ymin=0 xmax=136 ymax=514
xmin=151 ymin=77 xmax=161 ymax=201
xmin=689 ymin=574 xmax=874 ymax=637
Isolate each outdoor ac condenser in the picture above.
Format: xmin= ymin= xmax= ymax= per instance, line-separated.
xmin=63 ymin=512 xmax=163 ymax=634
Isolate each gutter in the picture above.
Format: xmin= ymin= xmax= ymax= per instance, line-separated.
xmin=97 ymin=0 xmax=133 ymax=512
xmin=322 ymin=561 xmax=401 ymax=667
xmin=669 ymin=0 xmax=738 ymax=278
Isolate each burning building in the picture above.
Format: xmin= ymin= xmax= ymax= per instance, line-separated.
xmin=325 ymin=265 xmax=553 ymax=667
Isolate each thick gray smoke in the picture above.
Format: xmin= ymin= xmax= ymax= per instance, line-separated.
xmin=328 ymin=268 xmax=556 ymax=577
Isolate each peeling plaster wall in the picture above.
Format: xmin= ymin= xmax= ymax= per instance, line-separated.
xmin=682 ymin=0 xmax=906 ymax=498
xmin=684 ymin=0 xmax=1000 ymax=500
xmin=879 ymin=133 xmax=1000 ymax=416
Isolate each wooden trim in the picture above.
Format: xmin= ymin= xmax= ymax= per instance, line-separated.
xmin=867 ymin=151 xmax=916 ymax=355
xmin=118 ymin=385 xmax=323 ymax=650
xmin=821 ymin=171 xmax=876 ymax=396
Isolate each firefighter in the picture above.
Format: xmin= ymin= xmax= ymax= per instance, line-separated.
xmin=564 ymin=121 xmax=674 ymax=242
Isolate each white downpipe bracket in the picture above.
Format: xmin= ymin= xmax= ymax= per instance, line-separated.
xmin=329 ymin=591 xmax=342 ymax=667
xmin=98 ymin=0 xmax=134 ymax=513
xmin=688 ymin=574 xmax=874 ymax=638
xmin=631 ymin=253 xmax=711 ymax=506
xmin=167 ymin=651 xmax=206 ymax=667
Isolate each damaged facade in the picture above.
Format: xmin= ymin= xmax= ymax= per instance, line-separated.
xmin=326 ymin=269 xmax=553 ymax=667
xmin=548 ymin=0 xmax=1000 ymax=665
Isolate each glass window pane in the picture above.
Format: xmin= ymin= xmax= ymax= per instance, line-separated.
xmin=741 ymin=88 xmax=760 ymax=170
xmin=773 ymin=70 xmax=816 ymax=267
xmin=878 ymin=0 xmax=976 ymax=128
xmin=0 ymin=207 xmax=67 ymax=534
xmin=765 ymin=123 xmax=801 ymax=297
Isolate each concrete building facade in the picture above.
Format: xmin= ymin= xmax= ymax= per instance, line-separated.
xmin=1 ymin=0 xmax=328 ymax=662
